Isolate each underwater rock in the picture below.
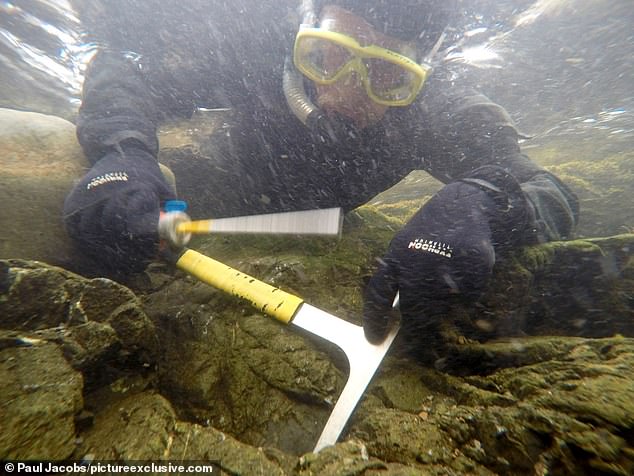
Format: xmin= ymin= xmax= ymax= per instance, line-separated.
xmin=0 ymin=108 xmax=89 ymax=266
xmin=0 ymin=260 xmax=159 ymax=387
xmin=0 ymin=108 xmax=176 ymax=270
xmin=297 ymin=440 xmax=394 ymax=475
xmin=0 ymin=332 xmax=83 ymax=459
xmin=75 ymin=391 xmax=288 ymax=474
xmin=531 ymin=145 xmax=634 ymax=238
xmin=143 ymin=274 xmax=342 ymax=455
xmin=168 ymin=420 xmax=289 ymax=475
xmin=466 ymin=234 xmax=634 ymax=343
xmin=349 ymin=336 xmax=634 ymax=475
xmin=75 ymin=392 xmax=177 ymax=461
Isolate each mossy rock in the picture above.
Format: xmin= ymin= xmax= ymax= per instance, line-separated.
xmin=0 ymin=334 xmax=84 ymax=460
xmin=0 ymin=260 xmax=159 ymax=387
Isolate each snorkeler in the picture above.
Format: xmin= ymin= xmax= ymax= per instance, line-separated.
xmin=63 ymin=0 xmax=578 ymax=346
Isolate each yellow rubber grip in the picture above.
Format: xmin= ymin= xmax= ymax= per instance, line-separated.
xmin=176 ymin=220 xmax=213 ymax=234
xmin=175 ymin=249 xmax=303 ymax=324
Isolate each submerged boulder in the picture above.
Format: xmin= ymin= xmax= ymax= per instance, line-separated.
xmin=0 ymin=109 xmax=88 ymax=266
xmin=351 ymin=336 xmax=634 ymax=475
xmin=440 ymin=233 xmax=634 ymax=350
xmin=0 ymin=260 xmax=159 ymax=387
xmin=75 ymin=391 xmax=289 ymax=474
xmin=0 ymin=334 xmax=83 ymax=460
xmin=0 ymin=108 xmax=177 ymax=271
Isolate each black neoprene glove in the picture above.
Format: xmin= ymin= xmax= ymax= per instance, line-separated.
xmin=363 ymin=167 xmax=533 ymax=344
xmin=63 ymin=148 xmax=175 ymax=277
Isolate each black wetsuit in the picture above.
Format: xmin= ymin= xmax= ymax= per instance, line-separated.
xmin=67 ymin=0 xmax=578 ymax=278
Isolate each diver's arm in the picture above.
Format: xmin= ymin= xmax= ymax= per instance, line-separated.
xmin=421 ymin=85 xmax=579 ymax=244
xmin=363 ymin=86 xmax=579 ymax=343
xmin=64 ymin=50 xmax=176 ymax=277
xmin=76 ymin=50 xmax=162 ymax=164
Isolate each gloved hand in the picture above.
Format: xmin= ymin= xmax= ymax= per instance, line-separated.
xmin=63 ymin=149 xmax=176 ymax=277
xmin=363 ymin=172 xmax=531 ymax=344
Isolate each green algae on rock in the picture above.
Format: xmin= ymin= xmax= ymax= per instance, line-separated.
xmin=0 ymin=260 xmax=159 ymax=387
xmin=0 ymin=335 xmax=84 ymax=460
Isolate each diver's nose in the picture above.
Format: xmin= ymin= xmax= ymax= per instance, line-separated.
xmin=341 ymin=70 xmax=363 ymax=88
xmin=333 ymin=71 xmax=368 ymax=102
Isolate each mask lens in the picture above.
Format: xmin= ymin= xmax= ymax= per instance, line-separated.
xmin=296 ymin=37 xmax=354 ymax=81
xmin=364 ymin=58 xmax=417 ymax=102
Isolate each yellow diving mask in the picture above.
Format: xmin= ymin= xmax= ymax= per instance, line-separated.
xmin=293 ymin=26 xmax=431 ymax=107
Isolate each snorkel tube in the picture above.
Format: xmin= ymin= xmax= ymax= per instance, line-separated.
xmin=283 ymin=0 xmax=324 ymax=128
xmin=283 ymin=56 xmax=323 ymax=128
xmin=283 ymin=56 xmax=363 ymax=142
xmin=283 ymin=44 xmax=361 ymax=141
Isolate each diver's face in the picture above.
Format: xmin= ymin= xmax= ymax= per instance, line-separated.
xmin=314 ymin=5 xmax=415 ymax=129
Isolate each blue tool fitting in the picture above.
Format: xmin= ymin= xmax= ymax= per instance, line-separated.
xmin=164 ymin=200 xmax=188 ymax=213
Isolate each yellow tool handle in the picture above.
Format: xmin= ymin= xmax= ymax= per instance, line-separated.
xmin=175 ymin=249 xmax=303 ymax=324
xmin=177 ymin=220 xmax=213 ymax=234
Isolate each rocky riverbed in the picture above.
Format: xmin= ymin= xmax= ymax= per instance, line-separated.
xmin=1 ymin=108 xmax=633 ymax=474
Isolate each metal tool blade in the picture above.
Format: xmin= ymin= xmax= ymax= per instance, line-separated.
xmin=291 ymin=304 xmax=400 ymax=452
xmin=180 ymin=207 xmax=343 ymax=236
